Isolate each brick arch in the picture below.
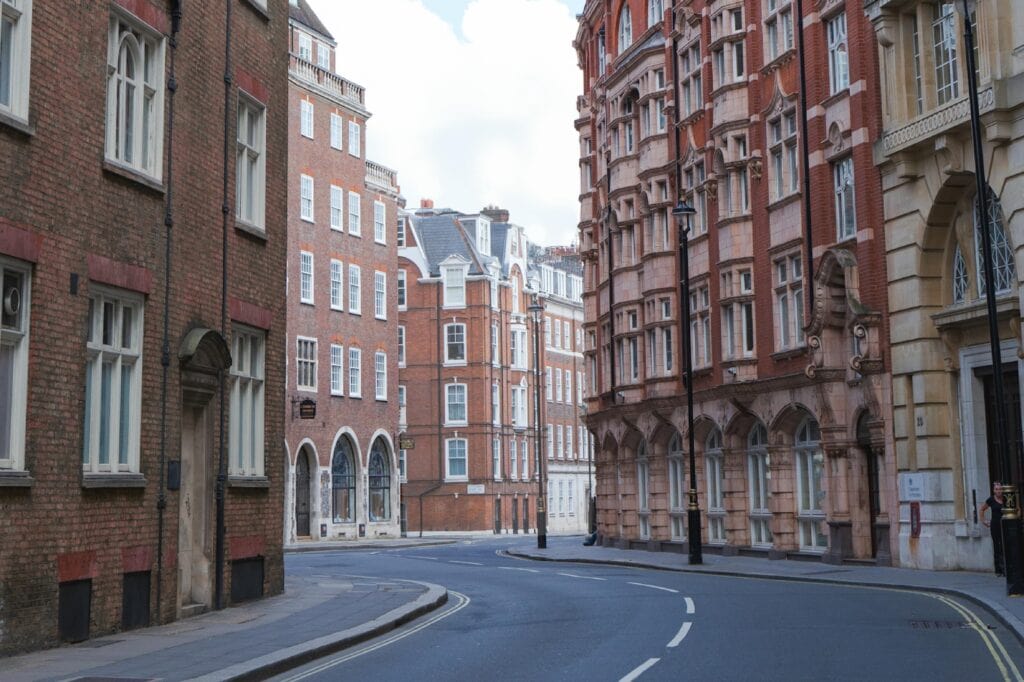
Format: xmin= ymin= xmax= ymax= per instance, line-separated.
xmin=767 ymin=403 xmax=818 ymax=446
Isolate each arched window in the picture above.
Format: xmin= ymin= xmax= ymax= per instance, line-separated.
xmin=619 ymin=4 xmax=633 ymax=52
xmin=747 ymin=423 xmax=772 ymax=546
xmin=974 ymin=189 xmax=1016 ymax=297
xmin=648 ymin=0 xmax=664 ymax=29
xmin=705 ymin=428 xmax=725 ymax=542
xmin=637 ymin=441 xmax=650 ymax=538
xmin=106 ymin=17 xmax=162 ymax=177
xmin=794 ymin=416 xmax=826 ymax=551
xmin=668 ymin=433 xmax=685 ymax=539
xmin=369 ymin=440 xmax=391 ymax=521
xmin=331 ymin=438 xmax=356 ymax=523
xmin=952 ymin=243 xmax=968 ymax=304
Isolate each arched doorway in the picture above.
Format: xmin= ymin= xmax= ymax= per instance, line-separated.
xmin=368 ymin=439 xmax=391 ymax=522
xmin=295 ymin=448 xmax=313 ymax=537
xmin=331 ymin=438 xmax=356 ymax=524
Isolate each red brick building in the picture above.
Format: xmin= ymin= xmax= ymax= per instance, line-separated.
xmin=576 ymin=0 xmax=894 ymax=562
xmin=0 ymin=0 xmax=288 ymax=654
xmin=399 ymin=203 xmax=544 ymax=534
xmin=284 ymin=1 xmax=402 ymax=543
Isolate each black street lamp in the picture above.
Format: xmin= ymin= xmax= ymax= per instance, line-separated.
xmin=672 ymin=199 xmax=702 ymax=566
xmin=529 ymin=293 xmax=548 ymax=549
xmin=959 ymin=0 xmax=1022 ymax=594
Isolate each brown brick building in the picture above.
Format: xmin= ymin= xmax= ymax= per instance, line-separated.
xmin=399 ymin=203 xmax=546 ymax=534
xmin=0 ymin=0 xmax=287 ymax=654
xmin=283 ymin=1 xmax=402 ymax=544
xmin=576 ymin=0 xmax=894 ymax=563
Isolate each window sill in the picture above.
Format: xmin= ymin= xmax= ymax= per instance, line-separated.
xmin=0 ymin=470 xmax=34 ymax=487
xmin=445 ymin=422 xmax=468 ymax=428
xmin=301 ymin=217 xmax=315 ymax=224
xmin=375 ymin=397 xmax=388 ymax=402
xmin=82 ymin=472 xmax=146 ymax=489
xmin=330 ymin=225 xmax=344 ymax=233
xmin=771 ymin=346 xmax=807 ymax=361
xmin=349 ymin=232 xmax=362 ymax=239
xmin=375 ymin=240 xmax=387 ymax=246
xmin=766 ymin=192 xmax=801 ymax=212
xmin=443 ymin=360 xmax=467 ymax=368
xmin=235 ymin=219 xmax=267 ymax=241
xmin=0 ymin=109 xmax=34 ymax=137
xmin=349 ymin=394 xmax=363 ymax=400
xmin=241 ymin=0 xmax=269 ymax=20
xmin=228 ymin=475 xmax=270 ymax=488
xmin=445 ymin=477 xmax=468 ymax=483
xmin=102 ymin=160 xmax=165 ymax=195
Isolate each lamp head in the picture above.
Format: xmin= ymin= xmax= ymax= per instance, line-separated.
xmin=672 ymin=199 xmax=696 ymax=222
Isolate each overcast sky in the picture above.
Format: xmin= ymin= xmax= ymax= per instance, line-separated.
xmin=306 ymin=0 xmax=586 ymax=247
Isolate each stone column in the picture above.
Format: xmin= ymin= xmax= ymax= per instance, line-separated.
xmin=722 ymin=447 xmax=749 ymax=553
xmin=767 ymin=444 xmax=795 ymax=558
xmin=824 ymin=444 xmax=855 ymax=565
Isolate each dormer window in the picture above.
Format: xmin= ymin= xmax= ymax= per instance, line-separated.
xmin=442 ymin=261 xmax=468 ymax=308
xmin=477 ymin=218 xmax=491 ymax=255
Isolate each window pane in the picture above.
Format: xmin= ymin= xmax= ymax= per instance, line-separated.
xmin=0 ymin=17 xmax=12 ymax=107
xmin=99 ymin=360 xmax=113 ymax=465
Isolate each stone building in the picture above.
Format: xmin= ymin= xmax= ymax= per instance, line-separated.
xmin=863 ymin=0 xmax=1024 ymax=570
xmin=536 ymin=247 xmax=595 ymax=532
xmin=0 ymin=0 xmax=287 ymax=653
xmin=575 ymin=0 xmax=894 ymax=562
xmin=283 ymin=0 xmax=402 ymax=544
xmin=398 ymin=203 xmax=547 ymax=534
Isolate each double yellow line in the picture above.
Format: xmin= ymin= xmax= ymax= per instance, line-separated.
xmin=933 ymin=593 xmax=1023 ymax=682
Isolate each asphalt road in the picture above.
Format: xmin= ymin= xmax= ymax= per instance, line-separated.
xmin=273 ymin=536 xmax=1024 ymax=682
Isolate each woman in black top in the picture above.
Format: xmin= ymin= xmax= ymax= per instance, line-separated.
xmin=981 ymin=481 xmax=1005 ymax=576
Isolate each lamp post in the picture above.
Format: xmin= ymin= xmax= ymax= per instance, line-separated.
xmin=529 ymin=293 xmax=548 ymax=549
xmin=672 ymin=199 xmax=702 ymax=565
xmin=959 ymin=0 xmax=1022 ymax=594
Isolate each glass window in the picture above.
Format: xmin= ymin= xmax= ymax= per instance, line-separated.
xmin=445 ymin=323 xmax=466 ymax=363
xmin=330 ymin=185 xmax=343 ymax=230
xmin=705 ymin=429 xmax=725 ymax=542
xmin=446 ymin=438 xmax=467 ymax=479
xmin=747 ymin=423 xmax=772 ymax=546
xmin=330 ymin=259 xmax=343 ymax=310
xmin=374 ymin=201 xmax=386 ymax=243
xmin=331 ymin=438 xmax=356 ymax=522
xmin=834 ymin=156 xmax=856 ymax=240
xmin=795 ymin=417 xmax=827 ymax=550
xmin=347 ymin=347 xmax=362 ymax=397
xmin=330 ymin=112 xmax=343 ymax=150
xmin=348 ymin=264 xmax=361 ymax=314
xmin=235 ymin=97 xmax=265 ymax=230
xmin=397 ymin=269 xmax=407 ymax=309
xmin=374 ymin=351 xmax=387 ymax=400
xmin=368 ymin=441 xmax=391 ymax=520
xmin=300 ymin=99 xmax=313 ymax=138
xmin=229 ymin=327 xmax=264 ymax=476
xmin=300 ymin=175 xmax=314 ymax=221
xmin=348 ymin=191 xmax=361 ymax=236
xmin=446 ymin=383 xmax=467 ymax=424
xmin=299 ymin=251 xmax=313 ymax=304
xmin=444 ymin=266 xmax=466 ymax=307
xmin=330 ymin=343 xmax=343 ymax=395
xmin=932 ymin=1 xmax=960 ymax=105
xmin=0 ymin=0 xmax=32 ymax=121
xmin=0 ymin=260 xmax=29 ymax=472
xmin=374 ymin=271 xmax=386 ymax=319
xmin=348 ymin=120 xmax=361 ymax=157
xmin=974 ymin=189 xmax=1016 ymax=297
xmin=618 ymin=4 xmax=632 ymax=51
xmin=826 ymin=12 xmax=849 ymax=94
xmin=296 ymin=337 xmax=317 ymax=391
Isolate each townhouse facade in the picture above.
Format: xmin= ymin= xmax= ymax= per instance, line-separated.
xmin=283 ymin=0 xmax=402 ymax=544
xmin=863 ymin=0 xmax=1024 ymax=570
xmin=536 ymin=248 xmax=595 ymax=532
xmin=576 ymin=0 xmax=894 ymax=563
xmin=0 ymin=0 xmax=288 ymax=654
xmin=398 ymin=203 xmax=546 ymax=534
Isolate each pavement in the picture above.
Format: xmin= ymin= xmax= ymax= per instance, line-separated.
xmin=507 ymin=538 xmax=1024 ymax=644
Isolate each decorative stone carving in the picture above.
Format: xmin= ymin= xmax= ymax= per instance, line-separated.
xmin=805 ymin=335 xmax=823 ymax=379
xmin=882 ymin=87 xmax=995 ymax=155
xmin=748 ymin=158 xmax=762 ymax=180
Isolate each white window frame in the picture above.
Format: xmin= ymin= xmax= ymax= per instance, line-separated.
xmin=446 ymin=438 xmax=468 ymax=481
xmin=348 ymin=264 xmax=361 ymax=314
xmin=443 ymin=265 xmax=467 ymax=308
xmin=397 ymin=269 xmax=407 ymax=309
xmin=235 ymin=95 xmax=266 ymax=230
xmin=229 ymin=330 xmax=265 ymax=477
xmin=618 ymin=4 xmax=632 ymax=52
xmin=492 ymin=382 xmax=500 ymax=426
xmin=299 ymin=251 xmax=314 ymax=305
xmin=300 ymin=98 xmax=314 ymax=138
xmin=0 ymin=0 xmax=32 ymax=122
xmin=348 ymin=191 xmax=361 ymax=236
xmin=106 ymin=10 xmax=165 ymax=180
xmin=330 ymin=259 xmax=343 ymax=310
xmin=492 ymin=436 xmax=502 ymax=480
xmin=330 ymin=185 xmax=343 ymax=231
xmin=705 ymin=430 xmax=726 ymax=542
xmin=330 ymin=343 xmax=344 ymax=396
xmin=374 ymin=271 xmax=386 ymax=320
xmin=374 ymin=201 xmax=386 ymax=244
xmin=795 ymin=417 xmax=827 ymax=551
xmin=348 ymin=346 xmax=362 ymax=398
xmin=0 ymin=258 xmax=29 ymax=472
xmin=446 ymin=383 xmax=467 ymax=426
xmin=330 ymin=112 xmax=343 ymax=150
xmin=375 ymin=351 xmax=387 ymax=400
xmin=316 ymin=42 xmax=329 ymax=69
xmin=398 ymin=326 xmax=406 ymax=367
xmin=826 ymin=12 xmax=849 ymax=94
xmin=300 ymin=174 xmax=314 ymax=222
xmin=834 ymin=156 xmax=856 ymax=241
xmin=297 ymin=33 xmax=312 ymax=61
xmin=296 ymin=336 xmax=317 ymax=392
xmin=348 ymin=120 xmax=361 ymax=157
xmin=444 ymin=323 xmax=467 ymax=365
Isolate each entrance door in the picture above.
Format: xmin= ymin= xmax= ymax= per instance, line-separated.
xmin=179 ymin=405 xmax=212 ymax=615
xmin=296 ymin=451 xmax=311 ymax=537
xmin=493 ymin=498 xmax=502 ymax=534
xmin=522 ymin=498 xmax=530 ymax=534
xmin=512 ymin=499 xmax=519 ymax=534
xmin=857 ymin=415 xmax=881 ymax=559
xmin=982 ymin=367 xmax=1023 ymax=485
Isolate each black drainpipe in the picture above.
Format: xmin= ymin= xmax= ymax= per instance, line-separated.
xmin=794 ymin=0 xmax=815 ymax=316
xmin=155 ymin=0 xmax=183 ymax=624
xmin=418 ymin=278 xmax=444 ymax=536
xmin=214 ymin=0 xmax=234 ymax=611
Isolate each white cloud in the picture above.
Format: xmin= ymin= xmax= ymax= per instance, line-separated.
xmin=306 ymin=0 xmax=582 ymax=246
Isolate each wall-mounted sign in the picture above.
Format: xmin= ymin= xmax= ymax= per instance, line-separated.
xmin=299 ymin=398 xmax=317 ymax=419
xmin=467 ymin=484 xmax=485 ymax=495
xmin=399 ymin=437 xmax=415 ymax=450
xmin=900 ymin=473 xmax=925 ymax=502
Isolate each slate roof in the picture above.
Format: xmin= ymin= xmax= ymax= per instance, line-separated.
xmin=414 ymin=214 xmax=485 ymax=276
xmin=289 ymin=0 xmax=334 ymax=42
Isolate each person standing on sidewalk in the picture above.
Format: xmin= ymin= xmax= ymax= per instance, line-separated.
xmin=981 ymin=481 xmax=1006 ymax=576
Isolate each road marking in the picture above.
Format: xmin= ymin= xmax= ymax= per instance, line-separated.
xmin=557 ymin=572 xmax=607 ymax=581
xmin=933 ymin=594 xmax=1022 ymax=682
xmin=449 ymin=560 xmax=483 ymax=566
xmin=282 ymin=591 xmax=471 ymax=681
xmin=667 ymin=621 xmax=692 ymax=648
xmin=628 ymin=582 xmax=679 ymax=594
xmin=499 ymin=566 xmax=539 ymax=573
xmin=406 ymin=555 xmax=439 ymax=561
xmin=620 ymin=657 xmax=660 ymax=682
xmin=684 ymin=597 xmax=695 ymax=614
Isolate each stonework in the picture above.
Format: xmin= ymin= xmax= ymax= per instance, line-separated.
xmin=576 ymin=0 xmax=894 ymax=562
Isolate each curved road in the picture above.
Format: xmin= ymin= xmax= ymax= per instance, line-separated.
xmin=274 ymin=537 xmax=1024 ymax=681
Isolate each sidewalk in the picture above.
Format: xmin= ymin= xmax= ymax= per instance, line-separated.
xmin=508 ymin=536 xmax=1024 ymax=643
xmin=285 ymin=536 xmax=458 ymax=553
xmin=0 ymin=572 xmax=447 ymax=682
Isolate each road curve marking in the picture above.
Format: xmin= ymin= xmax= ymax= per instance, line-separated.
xmin=282 ymin=591 xmax=471 ymax=681
xmin=933 ymin=593 xmax=1022 ymax=682
xmin=667 ymin=621 xmax=692 ymax=648
xmin=684 ymin=597 xmax=695 ymax=614
xmin=449 ymin=560 xmax=484 ymax=566
xmin=620 ymin=657 xmax=660 ymax=682
xmin=557 ymin=572 xmax=607 ymax=581
xmin=499 ymin=566 xmax=540 ymax=573
xmin=628 ymin=581 xmax=679 ymax=594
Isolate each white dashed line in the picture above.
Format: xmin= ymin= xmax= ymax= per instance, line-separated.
xmin=628 ymin=582 xmax=678 ymax=594
xmin=499 ymin=566 xmax=540 ymax=573
xmin=407 ymin=555 xmax=439 ymax=561
xmin=557 ymin=572 xmax=607 ymax=581
xmin=620 ymin=658 xmax=660 ymax=682
xmin=685 ymin=597 xmax=695 ymax=614
xmin=449 ymin=560 xmax=484 ymax=566
xmin=667 ymin=622 xmax=692 ymax=648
